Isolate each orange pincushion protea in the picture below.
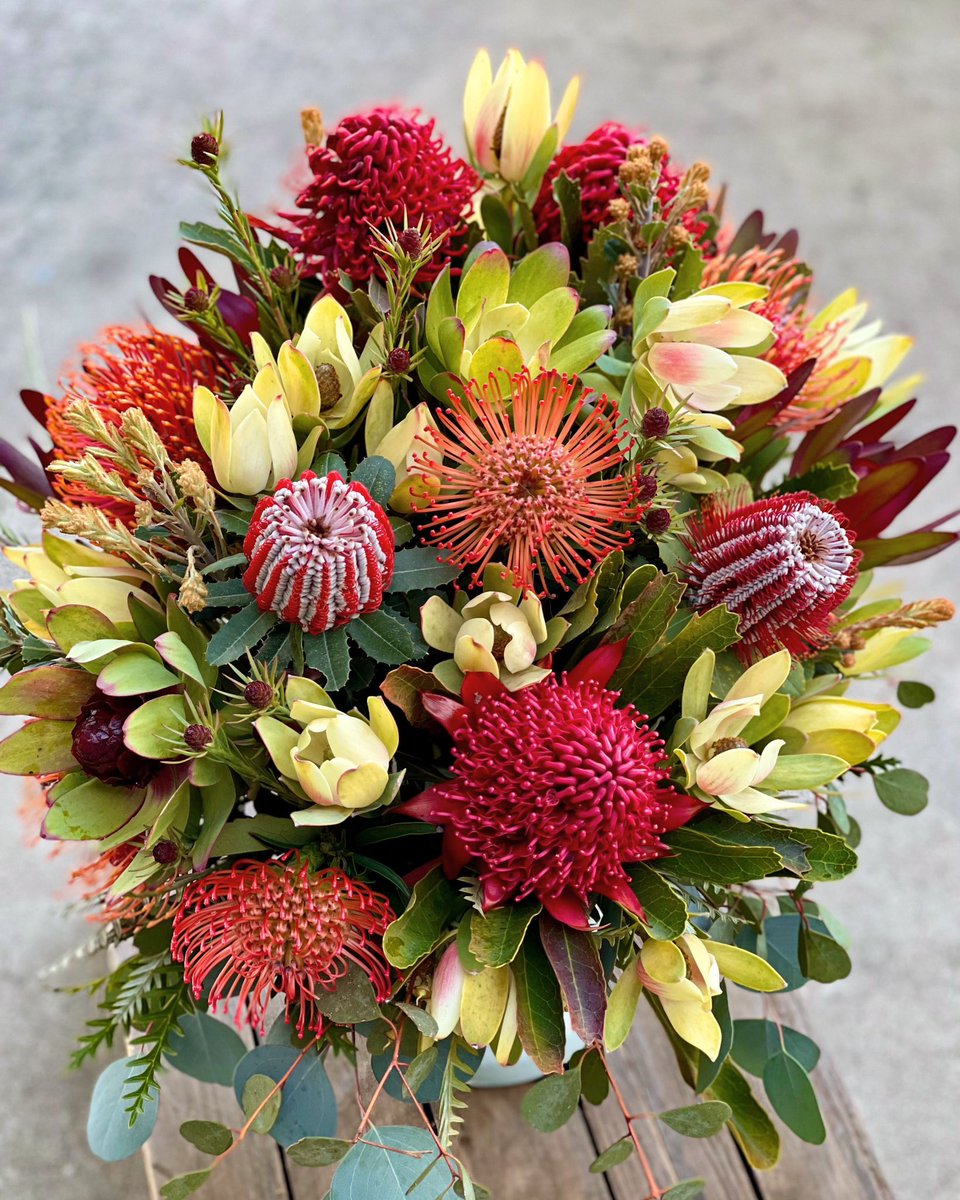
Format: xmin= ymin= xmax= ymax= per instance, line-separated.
xmin=171 ymin=855 xmax=395 ymax=1035
xmin=42 ymin=326 xmax=221 ymax=520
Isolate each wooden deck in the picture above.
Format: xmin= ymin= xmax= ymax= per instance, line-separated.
xmin=143 ymin=995 xmax=893 ymax=1200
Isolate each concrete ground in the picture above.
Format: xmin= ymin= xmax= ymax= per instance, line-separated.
xmin=1 ymin=1 xmax=958 ymax=1196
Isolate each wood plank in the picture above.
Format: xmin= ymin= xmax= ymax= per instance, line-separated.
xmin=145 ymin=1068 xmax=291 ymax=1199
xmin=748 ymin=994 xmax=894 ymax=1200
xmin=583 ymin=1000 xmax=754 ymax=1200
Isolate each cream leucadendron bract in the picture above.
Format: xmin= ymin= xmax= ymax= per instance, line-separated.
xmin=632 ymin=273 xmax=787 ymax=414
xmin=255 ymin=676 xmax=400 ymax=826
xmin=464 ymin=48 xmax=579 ymax=183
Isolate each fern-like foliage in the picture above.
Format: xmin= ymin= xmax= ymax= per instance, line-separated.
xmin=70 ymin=950 xmax=192 ymax=1119
xmin=437 ymin=1037 xmax=474 ymax=1148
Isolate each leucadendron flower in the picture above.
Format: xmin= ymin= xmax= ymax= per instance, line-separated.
xmin=369 ymin=402 xmax=441 ymax=513
xmin=193 ymin=380 xmax=299 ymax=496
xmin=420 ymin=583 xmax=565 ymax=693
xmin=464 ymin=49 xmax=579 ymax=183
xmin=420 ymin=243 xmax=614 ymax=398
xmin=2 ymin=534 xmax=154 ymax=640
xmin=251 ymin=294 xmax=393 ymax=444
xmin=255 ymin=676 xmax=401 ymax=825
xmin=631 ymin=273 xmax=787 ymax=414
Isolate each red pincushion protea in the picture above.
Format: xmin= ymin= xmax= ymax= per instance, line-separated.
xmin=682 ymin=491 xmax=860 ymax=662
xmin=171 ymin=855 xmax=395 ymax=1036
xmin=284 ymin=108 xmax=479 ymax=290
xmin=415 ymin=370 xmax=639 ymax=596
xmin=243 ymin=470 xmax=395 ymax=634
xmin=532 ymin=122 xmax=712 ymax=252
xmin=38 ymin=327 xmax=220 ymax=521
xmin=400 ymin=644 xmax=703 ymax=929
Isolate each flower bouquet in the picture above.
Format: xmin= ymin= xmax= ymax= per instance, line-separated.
xmin=1 ymin=47 xmax=954 ymax=1200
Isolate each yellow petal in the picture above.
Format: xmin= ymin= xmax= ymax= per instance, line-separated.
xmin=464 ymin=48 xmax=494 ymax=134
xmin=366 ymin=696 xmax=399 ymax=758
xmin=266 ymin=396 xmax=298 ymax=484
xmin=227 ymin=408 xmax=271 ymax=495
xmin=648 ymin=341 xmax=738 ymax=389
xmin=662 ymin=998 xmax=722 ymax=1061
xmin=334 ymin=761 xmax=389 ymax=809
xmin=325 ymin=713 xmax=391 ymax=769
xmin=286 ymin=676 xmax=334 ymax=708
xmin=460 ymin=966 xmax=510 ymax=1047
xmin=725 ymin=649 xmax=792 ymax=706
xmin=640 ymin=938 xmax=686 ymax=985
xmin=697 ymin=748 xmax=763 ymax=796
xmin=728 ymin=355 xmax=788 ymax=406
xmin=304 ymin=293 xmax=352 ymax=350
xmin=254 ymin=716 xmax=299 ymax=778
xmin=420 ymin=595 xmax=463 ymax=652
xmin=499 ymin=59 xmax=551 ymax=181
xmin=278 ymin=341 xmax=321 ymax=418
xmin=554 ymin=74 xmax=580 ymax=143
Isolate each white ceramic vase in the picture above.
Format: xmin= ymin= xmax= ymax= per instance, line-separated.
xmin=470 ymin=1015 xmax=585 ymax=1088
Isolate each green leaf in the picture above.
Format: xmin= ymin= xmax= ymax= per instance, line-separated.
xmin=521 ymin=1066 xmax=582 ymax=1132
xmin=873 ymin=767 xmax=929 ymax=815
xmin=330 ymin=1126 xmax=455 ymax=1200
xmin=512 ymin=926 xmax=566 ymax=1073
xmin=762 ymin=754 xmax=847 ymax=791
xmin=393 ymin=1002 xmax=439 ymax=1038
xmin=0 ymin=718 xmax=77 ymax=776
xmin=313 ymin=450 xmax=348 ymax=478
xmin=468 ymin=901 xmax=540 ymax=968
xmin=706 ymin=1061 xmax=780 ymax=1170
xmin=776 ymin=460 xmax=859 ymax=501
xmin=304 ymin=625 xmax=351 ymax=691
xmin=46 ymin=604 xmax=119 ymax=654
xmin=553 ymin=169 xmax=582 ymax=245
xmin=233 ymin=1046 xmax=336 ymax=1147
xmin=382 ymin=866 xmax=468 ymax=969
xmin=286 ymin=1136 xmax=353 ymax=1167
xmin=897 ymin=680 xmax=935 ymax=709
xmin=692 ymin=811 xmax=857 ymax=883
xmin=87 ymin=1057 xmax=159 ymax=1161
xmin=207 ymin=603 xmax=279 ymax=666
xmin=663 ymin=828 xmax=784 ymax=886
xmin=179 ymin=1120 xmax=233 ymax=1155
xmin=480 ymin=193 xmax=514 ymax=252
xmin=623 ymin=606 xmax=741 ymax=717
xmin=313 ymin=961 xmax=381 ymax=1023
xmin=798 ymin=928 xmax=852 ymax=983
xmin=628 ymin=865 xmax=687 ymax=939
xmin=731 ymin=1019 xmax=820 ymax=1078
xmin=44 ymin=777 xmax=142 ymax=840
xmin=659 ymin=1101 xmax=732 ymax=1138
xmin=160 ymin=1171 xmax=212 ymax=1200
xmin=202 ymin=579 xmax=252 ymax=608
xmin=606 ymin=570 xmax=685 ymax=691
xmin=579 ymin=1048 xmax=610 ymax=1105
xmin=0 ymin=664 xmax=95 ymax=717
xmin=404 ymin=1045 xmax=440 ymax=1097
xmin=695 ymin=986 xmax=732 ymax=1093
xmin=242 ymin=1073 xmax=282 ymax=1134
xmin=662 ymin=1181 xmax=706 ymax=1200
xmin=165 ymin=1011 xmax=247 ymax=1086
xmin=122 ymin=694 xmax=187 ymax=759
xmin=763 ymin=1051 xmax=825 ymax=1144
xmin=589 ymin=1136 xmax=634 ymax=1173
xmin=351 ymin=455 xmax=396 ymax=505
xmin=604 ymin=955 xmax=642 ymax=1051
xmin=348 ymin=608 xmax=421 ymax=664
xmin=387 ymin=546 xmax=460 ymax=592
xmin=540 ymin=915 xmax=606 ymax=1045
xmin=180 ymin=220 xmax=255 ymax=268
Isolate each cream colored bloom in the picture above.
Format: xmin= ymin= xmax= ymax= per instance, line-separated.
xmin=255 ymin=676 xmax=400 ymax=825
xmin=636 ymin=282 xmax=787 ymax=413
xmin=637 ymin=936 xmax=723 ymax=1060
xmin=421 ymin=589 xmax=553 ymax=692
xmin=370 ymin=403 xmax=441 ymax=513
xmin=193 ymin=381 xmax=298 ymax=496
xmin=464 ymin=49 xmax=579 ymax=182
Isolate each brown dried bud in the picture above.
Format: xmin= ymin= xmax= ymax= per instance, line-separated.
xmin=243 ymin=680 xmax=274 ymax=709
xmin=387 ymin=347 xmax=412 ymax=374
xmin=191 ymin=132 xmax=219 ymax=165
xmin=645 ymin=507 xmax=672 ymax=535
xmin=668 ymin=224 xmax=692 ymax=248
xmin=608 ymin=197 xmax=632 ymax=222
xmin=315 ymin=362 xmax=342 ymax=410
xmin=133 ymin=501 xmax=157 ymax=529
xmin=228 ymin=378 xmax=248 ymax=399
xmin=269 ymin=264 xmax=298 ymax=291
xmin=710 ymin=736 xmax=749 ymax=755
xmin=647 ymin=135 xmax=670 ymax=163
xmin=615 ymin=253 xmax=639 ymax=280
xmin=301 ymin=107 xmax=324 ymax=146
xmin=174 ymin=459 xmax=213 ymax=503
xmin=184 ymin=724 xmax=213 ymax=750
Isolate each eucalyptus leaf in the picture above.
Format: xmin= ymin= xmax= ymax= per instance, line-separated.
xmin=763 ymin=1051 xmax=826 ymax=1144
xmin=658 ymin=1100 xmax=732 ymax=1138
xmin=165 ymin=1011 xmax=247 ymax=1086
xmin=233 ymin=1045 xmax=336 ymax=1148
xmin=286 ymin=1136 xmax=353 ymax=1167
xmin=873 ymin=767 xmax=929 ymax=815
xmin=87 ymin=1057 xmax=159 ymax=1162
xmin=330 ymin=1126 xmax=455 ymax=1200
xmin=589 ymin=1136 xmax=634 ymax=1173
xmin=731 ymin=1019 xmax=820 ymax=1078
xmin=179 ymin=1120 xmax=233 ymax=1155
xmin=521 ymin=1065 xmax=582 ymax=1132
xmin=160 ymin=1171 xmax=212 ymax=1199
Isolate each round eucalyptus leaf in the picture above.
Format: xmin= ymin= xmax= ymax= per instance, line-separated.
xmin=87 ymin=1056 xmax=159 ymax=1162
xmin=233 ymin=1044 xmax=336 ymax=1147
xmin=330 ymin=1126 xmax=455 ymax=1200
xmin=165 ymin=1011 xmax=247 ymax=1085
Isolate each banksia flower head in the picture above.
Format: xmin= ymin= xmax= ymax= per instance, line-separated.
xmin=416 ymin=369 xmax=639 ymax=596
xmin=172 ymin=855 xmax=395 ymax=1036
xmin=243 ymin=470 xmax=395 ymax=634
xmin=37 ymin=328 xmax=219 ymax=521
xmin=400 ymin=645 xmax=702 ymax=929
xmin=285 ymin=108 xmax=478 ymax=290
xmin=683 ymin=491 xmax=860 ymax=662
xmin=532 ymin=122 xmax=713 ymax=252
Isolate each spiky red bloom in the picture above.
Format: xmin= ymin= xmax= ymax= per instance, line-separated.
xmin=532 ymin=122 xmax=713 ymax=252
xmin=416 ymin=370 xmax=639 ymax=596
xmin=243 ymin=470 xmax=395 ymax=634
xmin=402 ymin=646 xmax=702 ymax=929
xmin=285 ymin=108 xmax=478 ymax=290
xmin=172 ymin=855 xmax=395 ymax=1035
xmin=41 ymin=327 xmax=220 ymax=521
xmin=683 ymin=491 xmax=860 ymax=662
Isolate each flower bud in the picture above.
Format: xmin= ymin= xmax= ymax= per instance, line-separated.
xmin=184 ymin=724 xmax=214 ymax=751
xmin=387 ymin=347 xmax=412 ymax=374
xmin=243 ymin=680 xmax=274 ymax=709
xmin=645 ymin=507 xmax=672 ymax=535
xmin=191 ymin=132 xmax=219 ymax=165
xmin=397 ymin=228 xmax=423 ymax=257
xmin=641 ymin=407 xmax=670 ymax=439
xmin=152 ymin=840 xmax=179 ymax=865
xmin=183 ymin=287 xmax=209 ymax=313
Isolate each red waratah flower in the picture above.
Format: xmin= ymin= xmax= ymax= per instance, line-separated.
xmin=400 ymin=644 xmax=702 ymax=929
xmin=415 ymin=369 xmax=639 ymax=596
xmin=532 ymin=122 xmax=712 ymax=252
xmin=171 ymin=855 xmax=395 ymax=1036
xmin=243 ymin=470 xmax=395 ymax=634
xmin=284 ymin=108 xmax=479 ymax=290
xmin=682 ymin=491 xmax=861 ymax=662
xmin=35 ymin=327 xmax=220 ymax=521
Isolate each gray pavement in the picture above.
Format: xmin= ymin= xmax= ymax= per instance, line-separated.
xmin=1 ymin=2 xmax=958 ymax=1196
